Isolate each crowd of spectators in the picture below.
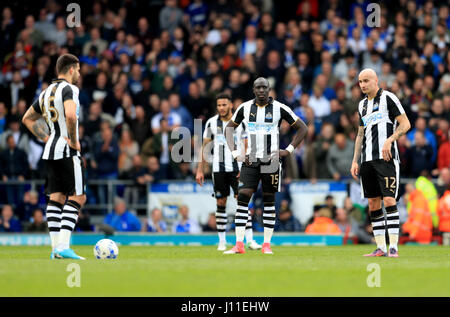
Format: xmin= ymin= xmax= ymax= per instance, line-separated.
xmin=0 ymin=0 xmax=449 ymax=239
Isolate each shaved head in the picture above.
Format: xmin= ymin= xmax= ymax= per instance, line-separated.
xmin=253 ymin=77 xmax=270 ymax=88
xmin=358 ymin=68 xmax=379 ymax=98
xmin=359 ymin=68 xmax=378 ymax=80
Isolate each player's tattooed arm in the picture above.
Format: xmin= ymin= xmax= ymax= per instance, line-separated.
xmin=32 ymin=120 xmax=50 ymax=142
xmin=22 ymin=106 xmax=49 ymax=143
xmin=387 ymin=114 xmax=411 ymax=142
xmin=67 ymin=117 xmax=77 ymax=143
xmin=352 ymin=126 xmax=365 ymax=163
xmin=382 ymin=113 xmax=410 ymax=161
xmin=350 ymin=126 xmax=364 ymax=180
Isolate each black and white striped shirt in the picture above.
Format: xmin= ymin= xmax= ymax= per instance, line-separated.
xmin=358 ymin=88 xmax=405 ymax=163
xmin=203 ymin=115 xmax=246 ymax=173
xmin=231 ymin=97 xmax=299 ymax=160
xmin=32 ymin=78 xmax=81 ymax=160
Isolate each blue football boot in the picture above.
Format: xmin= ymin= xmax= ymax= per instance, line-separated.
xmin=54 ymin=248 xmax=85 ymax=260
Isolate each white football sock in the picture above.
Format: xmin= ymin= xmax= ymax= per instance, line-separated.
xmin=56 ymin=200 xmax=80 ymax=251
xmin=235 ymin=226 xmax=246 ymax=243
xmin=218 ymin=231 xmax=226 ymax=243
xmin=371 ymin=209 xmax=387 ymax=252
xmin=245 ymin=229 xmax=253 ymax=243
xmin=386 ymin=206 xmax=400 ymax=251
xmin=56 ymin=230 xmax=71 ymax=251
xmin=46 ymin=200 xmax=63 ymax=251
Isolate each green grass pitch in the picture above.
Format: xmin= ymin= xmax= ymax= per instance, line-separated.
xmin=0 ymin=245 xmax=449 ymax=296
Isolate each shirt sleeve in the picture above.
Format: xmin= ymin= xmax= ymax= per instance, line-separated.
xmin=280 ymin=104 xmax=299 ymax=125
xmin=61 ymin=85 xmax=75 ymax=102
xmin=231 ymin=104 xmax=245 ymax=125
xmin=31 ymin=97 xmax=42 ymax=114
xmin=386 ymin=92 xmax=405 ymax=119
xmin=239 ymin=121 xmax=248 ymax=140
xmin=203 ymin=119 xmax=212 ymax=139
xmin=357 ymin=100 xmax=364 ymax=127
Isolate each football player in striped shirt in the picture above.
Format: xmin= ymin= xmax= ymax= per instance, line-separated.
xmin=22 ymin=54 xmax=86 ymax=260
xmin=351 ymin=68 xmax=411 ymax=257
xmin=223 ymin=77 xmax=308 ymax=254
xmin=196 ymin=93 xmax=262 ymax=251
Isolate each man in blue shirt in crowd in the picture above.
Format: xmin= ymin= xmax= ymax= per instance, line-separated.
xmin=103 ymin=197 xmax=141 ymax=232
xmin=146 ymin=208 xmax=168 ymax=232
xmin=406 ymin=116 xmax=438 ymax=164
xmin=172 ymin=205 xmax=201 ymax=233
xmin=0 ymin=205 xmax=22 ymax=232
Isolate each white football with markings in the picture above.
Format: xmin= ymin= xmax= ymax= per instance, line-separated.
xmin=93 ymin=239 xmax=119 ymax=259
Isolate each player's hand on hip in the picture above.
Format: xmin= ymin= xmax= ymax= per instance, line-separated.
xmin=237 ymin=155 xmax=246 ymax=162
xmin=195 ymin=172 xmax=204 ymax=186
xmin=279 ymin=149 xmax=290 ymax=157
xmin=64 ymin=137 xmax=81 ymax=152
xmin=382 ymin=139 xmax=392 ymax=161
xmin=350 ymin=161 xmax=359 ymax=180
xmin=72 ymin=141 xmax=81 ymax=152
xmin=232 ymin=150 xmax=245 ymax=162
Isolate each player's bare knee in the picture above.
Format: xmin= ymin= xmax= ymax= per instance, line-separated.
xmin=239 ymin=188 xmax=253 ymax=199
xmin=69 ymin=194 xmax=86 ymax=207
xmin=49 ymin=193 xmax=66 ymax=205
xmin=383 ymin=196 xmax=396 ymax=208
xmin=217 ymin=197 xmax=227 ymax=206
xmin=368 ymin=198 xmax=382 ymax=211
xmin=78 ymin=194 xmax=87 ymax=206
xmin=237 ymin=190 xmax=252 ymax=207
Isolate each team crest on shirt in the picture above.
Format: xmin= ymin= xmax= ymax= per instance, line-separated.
xmin=373 ymin=103 xmax=379 ymax=111
xmin=265 ymin=112 xmax=273 ymax=120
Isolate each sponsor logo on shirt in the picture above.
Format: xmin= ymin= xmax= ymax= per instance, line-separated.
xmin=215 ymin=134 xmax=238 ymax=145
xmin=247 ymin=122 xmax=277 ymax=133
xmin=362 ymin=112 xmax=385 ymax=127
